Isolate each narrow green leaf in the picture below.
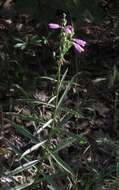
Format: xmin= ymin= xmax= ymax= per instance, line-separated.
xmin=48 ymin=96 xmax=56 ymax=104
xmin=13 ymin=37 xmax=24 ymax=42
xmin=57 ymin=72 xmax=81 ymax=111
xmin=58 ymin=68 xmax=68 ymax=92
xmin=12 ymin=123 xmax=38 ymax=143
xmin=60 ymin=107 xmax=81 ymax=117
xmin=54 ymin=137 xmax=77 ymax=153
xmin=6 ymin=139 xmax=37 ymax=171
xmin=41 ymin=76 xmax=80 ymax=86
xmin=41 ymin=76 xmax=57 ymax=82
xmin=48 ymin=150 xmax=73 ymax=176
xmin=5 ymin=112 xmax=44 ymax=123
xmin=6 ymin=139 xmax=30 ymax=160
xmin=14 ymin=43 xmax=24 ymax=48
xmin=5 ymin=160 xmax=39 ymax=176
xmin=24 ymin=100 xmax=55 ymax=108
xmin=21 ymin=140 xmax=47 ymax=159
xmin=11 ymin=179 xmax=34 ymax=190
xmin=37 ymin=119 xmax=53 ymax=134
xmin=67 ymin=132 xmax=87 ymax=144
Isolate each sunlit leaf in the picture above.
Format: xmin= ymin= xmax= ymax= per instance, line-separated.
xmin=21 ymin=140 xmax=47 ymax=159
xmin=37 ymin=119 xmax=53 ymax=134
xmin=5 ymin=160 xmax=39 ymax=176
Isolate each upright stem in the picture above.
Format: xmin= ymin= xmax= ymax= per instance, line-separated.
xmin=53 ymin=63 xmax=61 ymax=128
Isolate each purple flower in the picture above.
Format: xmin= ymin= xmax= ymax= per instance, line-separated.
xmin=48 ymin=23 xmax=73 ymax=34
xmin=64 ymin=25 xmax=72 ymax=34
xmin=48 ymin=22 xmax=86 ymax=53
xmin=72 ymin=38 xmax=86 ymax=53
xmin=73 ymin=38 xmax=86 ymax=47
xmin=48 ymin=23 xmax=61 ymax=29
xmin=73 ymin=42 xmax=85 ymax=53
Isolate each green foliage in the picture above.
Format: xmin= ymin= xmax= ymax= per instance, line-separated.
xmin=4 ymin=65 xmax=87 ymax=189
xmin=0 ymin=1 xmax=119 ymax=190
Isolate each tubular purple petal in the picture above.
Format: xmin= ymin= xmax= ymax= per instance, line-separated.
xmin=64 ymin=25 xmax=72 ymax=34
xmin=73 ymin=38 xmax=86 ymax=47
xmin=73 ymin=42 xmax=84 ymax=53
xmin=48 ymin=23 xmax=61 ymax=29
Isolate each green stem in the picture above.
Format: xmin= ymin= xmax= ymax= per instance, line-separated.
xmin=53 ymin=63 xmax=61 ymax=128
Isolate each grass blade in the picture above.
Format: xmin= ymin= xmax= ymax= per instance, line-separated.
xmin=54 ymin=137 xmax=77 ymax=153
xmin=20 ymin=140 xmax=47 ymax=159
xmin=37 ymin=119 xmax=53 ymax=134
xmin=48 ymin=150 xmax=73 ymax=176
xmin=5 ymin=112 xmax=44 ymax=123
xmin=5 ymin=160 xmax=39 ymax=176
xmin=57 ymin=72 xmax=81 ymax=111
xmin=12 ymin=123 xmax=38 ymax=143
xmin=58 ymin=68 xmax=68 ymax=92
xmin=10 ymin=179 xmax=34 ymax=190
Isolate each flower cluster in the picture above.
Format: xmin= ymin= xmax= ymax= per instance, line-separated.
xmin=48 ymin=23 xmax=86 ymax=53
